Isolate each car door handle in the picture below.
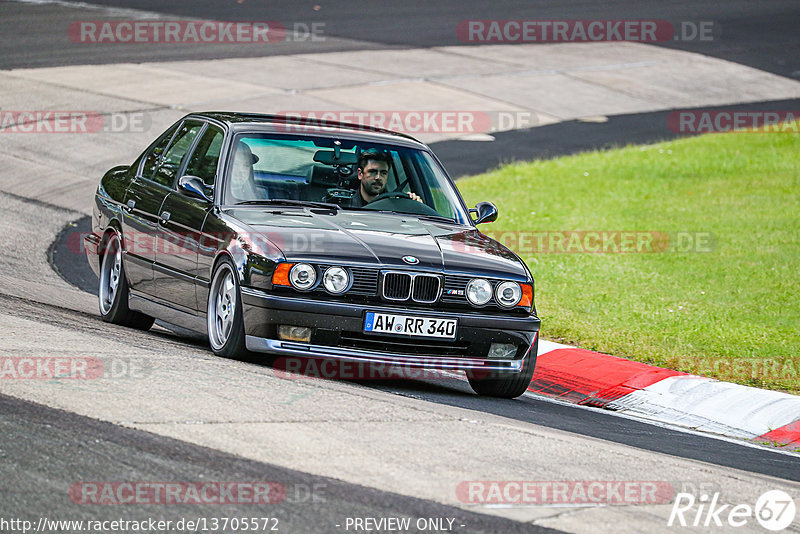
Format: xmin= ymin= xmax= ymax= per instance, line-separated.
xmin=125 ymin=199 xmax=135 ymax=212
xmin=160 ymin=211 xmax=171 ymax=223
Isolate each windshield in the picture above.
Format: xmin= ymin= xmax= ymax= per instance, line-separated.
xmin=222 ymin=133 xmax=470 ymax=224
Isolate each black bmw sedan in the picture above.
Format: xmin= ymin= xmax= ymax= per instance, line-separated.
xmin=84 ymin=112 xmax=541 ymax=398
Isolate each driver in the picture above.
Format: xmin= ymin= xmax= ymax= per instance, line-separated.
xmin=230 ymin=141 xmax=261 ymax=201
xmin=349 ymin=150 xmax=422 ymax=207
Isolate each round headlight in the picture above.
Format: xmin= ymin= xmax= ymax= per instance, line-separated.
xmin=323 ymin=266 xmax=349 ymax=294
xmin=289 ymin=263 xmax=316 ymax=290
xmin=495 ymin=281 xmax=522 ymax=307
xmin=466 ymin=278 xmax=493 ymax=306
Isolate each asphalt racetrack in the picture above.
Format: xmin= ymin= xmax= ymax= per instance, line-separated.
xmin=1 ymin=1 xmax=799 ymax=532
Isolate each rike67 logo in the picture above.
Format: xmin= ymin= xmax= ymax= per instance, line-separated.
xmin=668 ymin=490 xmax=796 ymax=531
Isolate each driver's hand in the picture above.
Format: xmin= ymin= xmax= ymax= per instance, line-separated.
xmin=408 ymin=192 xmax=423 ymax=203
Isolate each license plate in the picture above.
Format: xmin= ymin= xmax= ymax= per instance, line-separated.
xmin=364 ymin=312 xmax=457 ymax=339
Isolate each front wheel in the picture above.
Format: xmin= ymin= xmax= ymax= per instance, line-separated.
xmin=98 ymin=231 xmax=154 ymax=330
xmin=467 ymin=339 xmax=538 ymax=398
xmin=207 ymin=259 xmax=247 ymax=359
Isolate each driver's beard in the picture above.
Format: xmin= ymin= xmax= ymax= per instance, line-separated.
xmin=364 ymin=180 xmax=385 ymax=196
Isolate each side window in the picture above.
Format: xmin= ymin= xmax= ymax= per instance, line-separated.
xmin=391 ymin=152 xmax=408 ymax=192
xmin=184 ymin=125 xmax=224 ymax=187
xmin=139 ymin=123 xmax=179 ymax=179
xmin=418 ymin=152 xmax=456 ymax=219
xmin=152 ymin=121 xmax=204 ymax=188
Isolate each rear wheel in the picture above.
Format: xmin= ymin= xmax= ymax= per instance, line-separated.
xmin=98 ymin=232 xmax=154 ymax=330
xmin=207 ymin=259 xmax=247 ymax=359
xmin=467 ymin=339 xmax=538 ymax=398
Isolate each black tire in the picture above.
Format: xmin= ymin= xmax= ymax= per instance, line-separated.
xmin=98 ymin=232 xmax=154 ymax=330
xmin=467 ymin=338 xmax=538 ymax=398
xmin=207 ymin=258 xmax=247 ymax=359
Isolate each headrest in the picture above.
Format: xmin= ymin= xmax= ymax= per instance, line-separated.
xmin=236 ymin=142 xmax=259 ymax=164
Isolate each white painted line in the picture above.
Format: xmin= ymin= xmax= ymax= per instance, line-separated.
xmin=537 ymin=339 xmax=571 ymax=355
xmin=426 ymin=363 xmax=798 ymax=456
xmin=608 ymin=375 xmax=800 ymax=439
xmin=523 ymin=390 xmax=800 ymax=457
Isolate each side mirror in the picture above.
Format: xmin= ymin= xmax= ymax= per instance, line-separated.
xmin=470 ymin=201 xmax=498 ymax=224
xmin=178 ymin=175 xmax=212 ymax=202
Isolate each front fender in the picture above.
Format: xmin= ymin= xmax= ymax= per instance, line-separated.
xmin=221 ymin=235 xmax=284 ymax=292
xmin=198 ymin=211 xmax=286 ymax=308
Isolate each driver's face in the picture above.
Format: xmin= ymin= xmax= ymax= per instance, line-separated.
xmin=358 ymin=160 xmax=389 ymax=197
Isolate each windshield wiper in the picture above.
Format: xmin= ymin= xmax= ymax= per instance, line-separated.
xmin=362 ymin=209 xmax=457 ymax=223
xmin=235 ymin=199 xmax=341 ymax=211
xmin=414 ymin=213 xmax=458 ymax=223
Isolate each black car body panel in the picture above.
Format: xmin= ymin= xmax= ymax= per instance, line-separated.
xmin=226 ymin=208 xmax=527 ymax=277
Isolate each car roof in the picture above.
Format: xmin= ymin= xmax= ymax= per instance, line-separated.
xmin=187 ymin=112 xmax=429 ymax=150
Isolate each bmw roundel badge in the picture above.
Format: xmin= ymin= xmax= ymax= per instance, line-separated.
xmin=402 ymin=255 xmax=420 ymax=265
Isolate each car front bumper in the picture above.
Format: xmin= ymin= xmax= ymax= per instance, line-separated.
xmin=241 ymin=287 xmax=540 ymax=373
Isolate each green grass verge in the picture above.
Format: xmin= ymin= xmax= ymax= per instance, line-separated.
xmin=456 ymin=127 xmax=800 ymax=393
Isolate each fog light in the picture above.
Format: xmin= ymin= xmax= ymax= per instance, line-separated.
xmin=278 ymin=325 xmax=312 ymax=342
xmin=488 ymin=343 xmax=517 ymax=359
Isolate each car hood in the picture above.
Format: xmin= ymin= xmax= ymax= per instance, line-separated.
xmin=225 ymin=208 xmax=529 ymax=280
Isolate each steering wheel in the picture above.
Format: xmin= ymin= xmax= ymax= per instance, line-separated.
xmin=365 ymin=190 xmax=442 ymax=216
xmin=370 ymin=191 xmax=416 ymax=202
